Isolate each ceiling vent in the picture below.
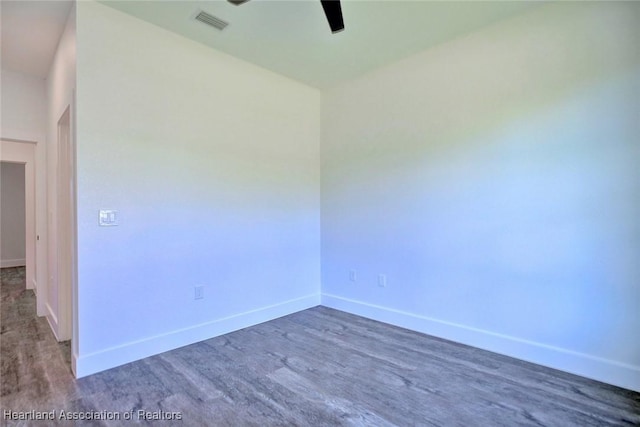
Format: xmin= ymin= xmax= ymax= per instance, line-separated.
xmin=194 ymin=10 xmax=229 ymax=31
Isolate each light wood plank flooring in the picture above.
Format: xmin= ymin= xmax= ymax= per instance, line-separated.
xmin=1 ymin=267 xmax=639 ymax=426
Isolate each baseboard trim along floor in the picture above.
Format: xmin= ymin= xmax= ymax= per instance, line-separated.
xmin=321 ymin=293 xmax=640 ymax=393
xmin=75 ymin=293 xmax=321 ymax=378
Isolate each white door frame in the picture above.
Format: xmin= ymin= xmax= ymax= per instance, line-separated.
xmin=56 ymin=106 xmax=74 ymax=342
xmin=1 ymin=139 xmax=39 ymax=311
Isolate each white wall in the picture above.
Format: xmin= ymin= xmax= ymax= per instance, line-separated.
xmin=0 ymin=69 xmax=47 ymax=293
xmin=46 ymin=4 xmax=76 ymax=341
xmin=75 ymin=1 xmax=321 ymax=376
xmin=321 ymin=2 xmax=640 ymax=391
xmin=0 ymin=69 xmax=47 ymax=137
xmin=1 ymin=162 xmax=26 ymax=266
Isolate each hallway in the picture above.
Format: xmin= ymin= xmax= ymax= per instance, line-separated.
xmin=0 ymin=267 xmax=72 ymax=412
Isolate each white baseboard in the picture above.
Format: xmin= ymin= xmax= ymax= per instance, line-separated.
xmin=321 ymin=293 xmax=640 ymax=392
xmin=72 ymin=349 xmax=79 ymax=378
xmin=46 ymin=302 xmax=61 ymax=342
xmin=1 ymin=258 xmax=26 ymax=268
xmin=75 ymin=293 xmax=321 ymax=378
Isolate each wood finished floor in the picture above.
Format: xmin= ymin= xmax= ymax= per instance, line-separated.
xmin=1 ymin=267 xmax=639 ymax=426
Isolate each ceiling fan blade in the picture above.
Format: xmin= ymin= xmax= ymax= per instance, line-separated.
xmin=228 ymin=0 xmax=250 ymax=5
xmin=320 ymin=0 xmax=344 ymax=34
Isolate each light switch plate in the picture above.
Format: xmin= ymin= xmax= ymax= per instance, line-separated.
xmin=99 ymin=210 xmax=119 ymax=226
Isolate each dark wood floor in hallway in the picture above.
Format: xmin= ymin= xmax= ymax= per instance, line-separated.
xmin=1 ymin=267 xmax=639 ymax=426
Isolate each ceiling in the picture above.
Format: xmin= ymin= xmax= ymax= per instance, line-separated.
xmin=1 ymin=1 xmax=541 ymax=88
xmin=1 ymin=0 xmax=73 ymax=78
xmin=101 ymin=0 xmax=541 ymax=89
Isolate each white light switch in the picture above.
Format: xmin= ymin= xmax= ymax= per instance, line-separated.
xmin=99 ymin=210 xmax=119 ymax=226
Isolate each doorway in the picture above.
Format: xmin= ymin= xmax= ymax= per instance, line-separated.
xmin=0 ymin=140 xmax=36 ymax=303
xmin=1 ymin=162 xmax=26 ymax=270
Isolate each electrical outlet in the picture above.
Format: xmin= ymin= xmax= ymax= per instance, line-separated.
xmin=377 ymin=274 xmax=387 ymax=288
xmin=349 ymin=269 xmax=357 ymax=282
xmin=194 ymin=285 xmax=204 ymax=300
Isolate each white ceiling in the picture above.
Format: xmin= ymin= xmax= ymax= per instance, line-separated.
xmin=1 ymin=1 xmax=542 ymax=87
xmin=1 ymin=0 xmax=73 ymax=78
xmin=99 ymin=0 xmax=541 ymax=89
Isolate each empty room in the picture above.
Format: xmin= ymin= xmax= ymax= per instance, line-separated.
xmin=1 ymin=0 xmax=638 ymax=425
